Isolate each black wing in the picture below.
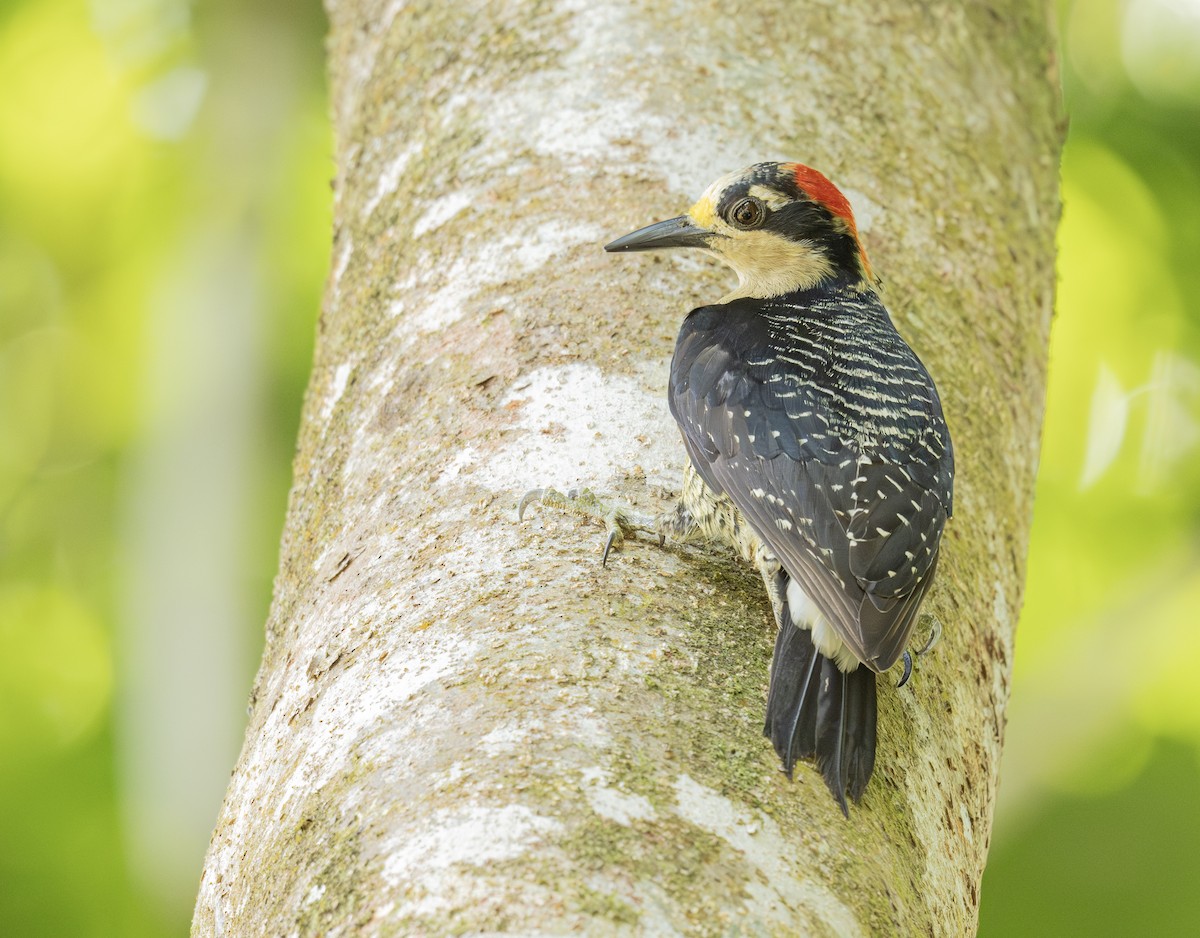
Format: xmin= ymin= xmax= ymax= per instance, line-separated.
xmin=670 ymin=296 xmax=952 ymax=672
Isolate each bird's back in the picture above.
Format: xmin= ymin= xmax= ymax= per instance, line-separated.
xmin=669 ymin=281 xmax=953 ymax=672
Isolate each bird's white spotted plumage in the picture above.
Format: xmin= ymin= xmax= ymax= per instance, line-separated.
xmin=605 ymin=160 xmax=953 ymax=813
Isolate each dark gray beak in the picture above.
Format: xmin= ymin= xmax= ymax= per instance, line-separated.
xmin=604 ymin=215 xmax=713 ymax=252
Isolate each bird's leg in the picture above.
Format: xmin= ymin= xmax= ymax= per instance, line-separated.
xmin=755 ymin=550 xmax=787 ymax=630
xmin=517 ymin=487 xmax=663 ymax=566
xmin=653 ymin=498 xmax=698 ymax=544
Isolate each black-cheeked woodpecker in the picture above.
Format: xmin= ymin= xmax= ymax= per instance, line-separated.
xmin=605 ymin=162 xmax=954 ymax=814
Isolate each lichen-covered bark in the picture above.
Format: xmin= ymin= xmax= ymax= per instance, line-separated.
xmin=193 ymin=1 xmax=1062 ymax=935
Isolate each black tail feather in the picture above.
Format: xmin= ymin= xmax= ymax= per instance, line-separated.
xmin=764 ymin=598 xmax=878 ymax=816
xmin=764 ymin=608 xmax=820 ymax=770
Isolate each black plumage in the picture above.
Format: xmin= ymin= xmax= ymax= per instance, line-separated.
xmin=669 ymin=275 xmax=953 ymax=811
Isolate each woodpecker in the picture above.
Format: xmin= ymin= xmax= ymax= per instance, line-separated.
xmin=605 ymin=162 xmax=954 ymax=814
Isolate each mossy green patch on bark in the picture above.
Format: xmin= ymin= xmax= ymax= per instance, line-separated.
xmin=577 ymin=884 xmax=640 ymax=926
xmin=291 ymin=815 xmax=372 ymax=935
xmin=644 ymin=548 xmax=778 ymax=802
xmin=549 ymin=814 xmax=747 ymax=932
xmin=243 ymin=770 xmax=383 ymax=937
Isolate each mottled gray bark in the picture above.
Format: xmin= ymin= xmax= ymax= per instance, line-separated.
xmin=193 ymin=2 xmax=1062 ymax=935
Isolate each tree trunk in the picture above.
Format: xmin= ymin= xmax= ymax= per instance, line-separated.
xmin=193 ymin=2 xmax=1062 ymax=935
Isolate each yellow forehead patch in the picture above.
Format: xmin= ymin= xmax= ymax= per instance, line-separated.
xmin=688 ymin=196 xmax=716 ymax=228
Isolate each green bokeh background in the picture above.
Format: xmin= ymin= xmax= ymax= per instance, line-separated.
xmin=1 ymin=1 xmax=1197 ymax=934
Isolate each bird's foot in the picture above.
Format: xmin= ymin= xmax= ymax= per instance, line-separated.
xmin=517 ymin=487 xmax=660 ymax=565
xmin=895 ymin=614 xmax=943 ymax=688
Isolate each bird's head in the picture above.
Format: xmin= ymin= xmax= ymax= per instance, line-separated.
xmin=605 ymin=161 xmax=875 ymax=299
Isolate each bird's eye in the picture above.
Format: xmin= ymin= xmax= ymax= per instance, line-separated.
xmin=730 ymin=197 xmax=765 ymax=229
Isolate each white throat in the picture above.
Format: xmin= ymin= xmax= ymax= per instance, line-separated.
xmin=712 ymin=232 xmax=837 ymax=300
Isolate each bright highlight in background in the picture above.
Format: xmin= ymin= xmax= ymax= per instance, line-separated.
xmin=1123 ymin=0 xmax=1200 ymax=102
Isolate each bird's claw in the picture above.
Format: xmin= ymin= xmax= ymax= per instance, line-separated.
xmin=602 ymin=529 xmax=619 ymax=567
xmin=516 ymin=488 xmax=545 ymax=523
xmin=915 ymin=615 xmax=942 ymax=657
xmin=517 ymin=486 xmax=632 ymax=565
xmin=894 ymin=615 xmax=942 ymax=688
